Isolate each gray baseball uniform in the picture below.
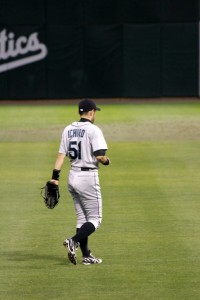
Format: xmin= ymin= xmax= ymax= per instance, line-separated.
xmin=59 ymin=119 xmax=108 ymax=229
xmin=53 ymin=99 xmax=110 ymax=265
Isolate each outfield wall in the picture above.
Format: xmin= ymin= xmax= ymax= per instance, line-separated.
xmin=0 ymin=0 xmax=199 ymax=99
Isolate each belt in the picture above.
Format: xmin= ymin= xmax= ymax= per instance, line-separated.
xmin=81 ymin=167 xmax=97 ymax=171
xmin=71 ymin=166 xmax=97 ymax=171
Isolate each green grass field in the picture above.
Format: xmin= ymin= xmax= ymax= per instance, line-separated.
xmin=0 ymin=101 xmax=200 ymax=299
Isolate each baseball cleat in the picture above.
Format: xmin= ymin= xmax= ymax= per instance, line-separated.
xmin=63 ymin=238 xmax=78 ymax=265
xmin=82 ymin=252 xmax=102 ymax=265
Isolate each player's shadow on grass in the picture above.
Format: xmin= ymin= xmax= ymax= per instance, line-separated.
xmin=2 ymin=250 xmax=67 ymax=266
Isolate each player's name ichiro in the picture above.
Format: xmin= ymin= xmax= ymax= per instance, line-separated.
xmin=68 ymin=129 xmax=85 ymax=138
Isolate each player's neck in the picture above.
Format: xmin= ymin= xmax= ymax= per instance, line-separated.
xmin=79 ymin=118 xmax=92 ymax=123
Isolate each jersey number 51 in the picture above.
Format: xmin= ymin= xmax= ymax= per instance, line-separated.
xmin=69 ymin=141 xmax=82 ymax=160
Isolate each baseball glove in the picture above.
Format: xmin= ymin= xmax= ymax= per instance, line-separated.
xmin=41 ymin=181 xmax=60 ymax=209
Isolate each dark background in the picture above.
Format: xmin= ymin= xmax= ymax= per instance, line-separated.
xmin=0 ymin=0 xmax=199 ymax=99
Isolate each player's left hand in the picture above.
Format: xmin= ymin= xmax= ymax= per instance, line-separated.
xmin=41 ymin=181 xmax=60 ymax=209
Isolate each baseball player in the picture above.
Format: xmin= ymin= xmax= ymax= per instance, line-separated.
xmin=50 ymin=99 xmax=110 ymax=265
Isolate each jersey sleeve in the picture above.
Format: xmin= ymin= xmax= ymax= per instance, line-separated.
xmin=91 ymin=126 xmax=108 ymax=152
xmin=58 ymin=128 xmax=68 ymax=155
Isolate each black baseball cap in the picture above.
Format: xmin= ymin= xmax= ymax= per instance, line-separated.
xmin=79 ymin=99 xmax=101 ymax=113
